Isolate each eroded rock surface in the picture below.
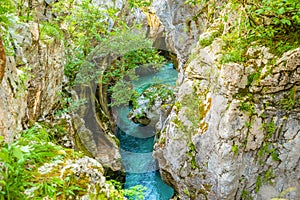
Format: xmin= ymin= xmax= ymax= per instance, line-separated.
xmin=152 ymin=1 xmax=300 ymax=199
xmin=154 ymin=42 xmax=300 ymax=199
xmin=0 ymin=20 xmax=64 ymax=142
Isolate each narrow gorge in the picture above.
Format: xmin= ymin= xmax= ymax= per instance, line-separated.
xmin=0 ymin=0 xmax=299 ymax=199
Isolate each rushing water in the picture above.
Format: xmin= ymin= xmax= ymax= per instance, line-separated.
xmin=115 ymin=63 xmax=177 ymax=200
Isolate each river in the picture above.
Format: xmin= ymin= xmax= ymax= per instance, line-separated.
xmin=115 ymin=63 xmax=177 ymax=199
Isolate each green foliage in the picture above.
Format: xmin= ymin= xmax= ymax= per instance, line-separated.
xmin=52 ymin=0 xmax=151 ymax=85
xmin=247 ymin=0 xmax=300 ymax=55
xmin=241 ymin=189 xmax=253 ymax=200
xmin=278 ymin=85 xmax=298 ymax=110
xmin=0 ymin=0 xmax=16 ymax=27
xmin=51 ymin=0 xmax=113 ymax=83
xmin=266 ymin=121 xmax=276 ymax=139
xmin=172 ymin=116 xmax=185 ymax=131
xmin=109 ymin=80 xmax=138 ymax=107
xmin=184 ymin=0 xmax=207 ymax=6
xmin=53 ymin=0 xmax=114 ymax=53
xmin=183 ymin=188 xmax=191 ymax=197
xmin=123 ymin=185 xmax=147 ymax=200
xmin=257 ymin=139 xmax=280 ymax=165
xmin=0 ymin=0 xmax=17 ymax=55
xmin=245 ymin=121 xmax=252 ymax=129
xmin=140 ymin=84 xmax=175 ymax=108
xmin=218 ymin=0 xmax=300 ymax=64
xmin=256 ymin=121 xmax=280 ymax=166
xmin=0 ymin=125 xmax=62 ymax=199
xmin=106 ymin=180 xmax=146 ymax=200
xmin=187 ymin=142 xmax=198 ymax=170
xmin=181 ymin=89 xmax=210 ymax=132
xmin=220 ymin=37 xmax=248 ymax=64
xmin=255 ymin=169 xmax=276 ymax=193
xmin=16 ymin=66 xmax=33 ymax=96
xmin=72 ymin=31 xmax=155 ymax=85
xmin=128 ymin=0 xmax=152 ymax=8
xmin=39 ymin=22 xmax=63 ymax=42
xmin=106 ymin=48 xmax=165 ymax=83
xmin=231 ymin=144 xmax=239 ymax=156
xmin=199 ymin=30 xmax=222 ymax=48
xmin=54 ymin=93 xmax=87 ymax=116
xmin=0 ymin=123 xmax=131 ymax=199
xmin=247 ymin=70 xmax=261 ymax=86
xmin=270 ymin=148 xmax=280 ymax=161
xmin=239 ymin=101 xmax=255 ymax=115
xmin=263 ymin=168 xmax=275 ymax=184
xmin=255 ymin=175 xmax=262 ymax=193
xmin=108 ymin=48 xmax=165 ymax=107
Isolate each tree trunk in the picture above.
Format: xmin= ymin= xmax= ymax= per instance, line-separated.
xmin=0 ymin=36 xmax=6 ymax=84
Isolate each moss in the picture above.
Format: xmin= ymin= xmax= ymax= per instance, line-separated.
xmin=255 ymin=175 xmax=262 ymax=193
xmin=247 ymin=70 xmax=262 ymax=87
xmin=199 ymin=29 xmax=222 ymax=48
xmin=263 ymin=168 xmax=275 ymax=185
xmin=181 ymin=90 xmax=211 ymax=133
xmin=241 ymin=189 xmax=253 ymax=200
xmin=74 ymin=133 xmax=94 ymax=158
xmin=278 ymin=85 xmax=298 ymax=110
xmin=266 ymin=121 xmax=276 ymax=139
xmin=172 ymin=116 xmax=185 ymax=131
xmin=184 ymin=188 xmax=191 ymax=197
xmin=231 ymin=144 xmax=239 ymax=156
xmin=187 ymin=142 xmax=199 ymax=170
xmin=239 ymin=101 xmax=255 ymax=116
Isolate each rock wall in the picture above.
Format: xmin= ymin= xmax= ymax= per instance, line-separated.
xmin=152 ymin=0 xmax=203 ymax=61
xmin=0 ymin=0 xmax=129 ymax=171
xmin=152 ymin=1 xmax=300 ymax=199
xmin=151 ymin=0 xmax=225 ymax=83
xmin=0 ymin=17 xmax=64 ymax=142
xmin=154 ymin=43 xmax=300 ymax=199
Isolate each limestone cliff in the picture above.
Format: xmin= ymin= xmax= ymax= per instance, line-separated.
xmin=0 ymin=20 xmax=64 ymax=142
xmin=152 ymin=0 xmax=300 ymax=199
xmin=0 ymin=0 xmax=125 ymax=172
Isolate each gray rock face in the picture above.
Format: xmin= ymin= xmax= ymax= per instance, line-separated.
xmin=154 ymin=41 xmax=300 ymax=199
xmin=151 ymin=1 xmax=300 ymax=198
xmin=152 ymin=0 xmax=202 ymax=60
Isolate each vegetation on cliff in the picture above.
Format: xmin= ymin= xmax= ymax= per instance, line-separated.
xmin=0 ymin=0 xmax=163 ymax=199
xmin=197 ymin=0 xmax=300 ymax=62
xmin=0 ymin=123 xmax=145 ymax=199
xmin=163 ymin=0 xmax=300 ymax=199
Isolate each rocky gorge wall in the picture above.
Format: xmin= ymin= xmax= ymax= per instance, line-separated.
xmin=0 ymin=16 xmax=65 ymax=142
xmin=0 ymin=0 xmax=124 ymax=172
xmin=151 ymin=0 xmax=300 ymax=199
xmin=0 ymin=1 xmax=146 ymax=198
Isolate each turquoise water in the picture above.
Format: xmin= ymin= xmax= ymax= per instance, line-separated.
xmin=115 ymin=63 xmax=177 ymax=200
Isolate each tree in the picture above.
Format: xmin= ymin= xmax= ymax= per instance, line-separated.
xmin=0 ymin=36 xmax=6 ymax=83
